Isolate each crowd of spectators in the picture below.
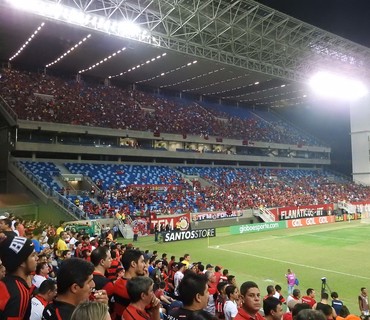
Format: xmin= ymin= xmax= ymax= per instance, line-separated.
xmin=0 ymin=68 xmax=322 ymax=146
xmin=19 ymin=160 xmax=370 ymax=218
xmin=0 ymin=211 xmax=361 ymax=320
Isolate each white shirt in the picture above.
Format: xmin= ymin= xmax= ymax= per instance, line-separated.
xmin=30 ymin=296 xmax=46 ymax=320
xmin=224 ymin=300 xmax=238 ymax=320
xmin=174 ymin=271 xmax=184 ymax=296
xmin=32 ymin=275 xmax=47 ymax=288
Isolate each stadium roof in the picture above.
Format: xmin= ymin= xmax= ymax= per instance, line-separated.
xmin=1 ymin=0 xmax=370 ymax=108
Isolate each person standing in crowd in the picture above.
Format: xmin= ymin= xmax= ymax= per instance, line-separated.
xmin=0 ymin=235 xmax=38 ymax=319
xmin=122 ymin=276 xmax=161 ymax=320
xmin=331 ymin=292 xmax=343 ymax=315
xmin=0 ymin=213 xmax=17 ymax=237
xmin=168 ymin=272 xmax=211 ymax=320
xmin=91 ymin=247 xmax=114 ymax=299
xmin=43 ymin=258 xmax=108 ymax=320
xmin=70 ymin=301 xmax=110 ymax=320
xmin=235 ymin=281 xmax=264 ymax=320
xmin=30 ymin=279 xmax=57 ymax=320
xmin=113 ymin=249 xmax=146 ymax=319
xmin=263 ymin=297 xmax=284 ymax=320
xmin=224 ymin=285 xmax=239 ymax=320
xmin=32 ymin=262 xmax=50 ymax=289
xmin=301 ymin=288 xmax=316 ymax=308
xmin=285 ymin=269 xmax=297 ymax=295
xmin=359 ymin=287 xmax=369 ymax=316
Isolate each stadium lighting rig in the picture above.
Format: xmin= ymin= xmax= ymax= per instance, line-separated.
xmin=9 ymin=22 xmax=45 ymax=61
xmin=206 ymin=79 xmax=263 ymax=97
xmin=7 ymin=0 xmax=152 ymax=45
xmin=136 ymin=60 xmax=198 ymax=84
xmin=184 ymin=74 xmax=245 ymax=93
xmin=79 ymin=47 xmax=126 ymax=74
xmin=109 ymin=53 xmax=167 ymax=79
xmin=45 ymin=34 xmax=91 ymax=68
xmin=309 ymin=71 xmax=368 ymax=101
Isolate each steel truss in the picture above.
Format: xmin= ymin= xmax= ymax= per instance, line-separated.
xmin=13 ymin=0 xmax=370 ymax=81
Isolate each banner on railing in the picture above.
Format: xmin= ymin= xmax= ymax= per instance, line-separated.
xmin=192 ymin=210 xmax=243 ymax=222
xmin=270 ymin=204 xmax=333 ymax=221
xmin=163 ymin=228 xmax=216 ymax=242
xmin=286 ymin=215 xmax=335 ymax=228
xmin=150 ymin=213 xmax=191 ymax=231
xmin=230 ymin=221 xmax=286 ymax=235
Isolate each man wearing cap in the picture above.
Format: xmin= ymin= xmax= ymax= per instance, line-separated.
xmin=0 ymin=212 xmax=17 ymax=237
xmin=0 ymin=235 xmax=38 ymax=319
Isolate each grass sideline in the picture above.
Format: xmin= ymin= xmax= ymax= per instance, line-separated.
xmin=118 ymin=220 xmax=369 ymax=314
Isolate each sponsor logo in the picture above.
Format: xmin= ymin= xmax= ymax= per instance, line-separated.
xmin=164 ymin=228 xmax=216 ymax=242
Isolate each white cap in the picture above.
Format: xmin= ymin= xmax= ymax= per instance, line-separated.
xmin=0 ymin=212 xmax=10 ymax=220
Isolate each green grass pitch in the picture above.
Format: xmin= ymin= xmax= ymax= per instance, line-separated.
xmin=122 ymin=220 xmax=370 ymax=314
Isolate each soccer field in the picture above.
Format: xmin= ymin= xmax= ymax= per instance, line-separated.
xmin=127 ymin=220 xmax=370 ymax=314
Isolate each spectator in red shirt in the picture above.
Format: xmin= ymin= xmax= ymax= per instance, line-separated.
xmin=235 ymin=281 xmax=264 ymax=320
xmin=301 ymin=288 xmax=317 ymax=308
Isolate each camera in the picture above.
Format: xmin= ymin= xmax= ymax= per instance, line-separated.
xmin=321 ymin=277 xmax=327 ymax=284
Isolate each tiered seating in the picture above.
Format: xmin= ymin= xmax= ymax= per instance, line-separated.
xmin=20 ymin=161 xmax=62 ymax=191
xmin=1 ymin=68 xmax=325 ymax=146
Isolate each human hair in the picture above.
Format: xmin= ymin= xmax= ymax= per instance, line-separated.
xmin=225 ymin=285 xmax=237 ymax=299
xmin=91 ymin=246 xmax=109 ymax=267
xmin=317 ymin=304 xmax=332 ymax=317
xmin=240 ymin=281 xmax=259 ymax=296
xmin=3 ymin=219 xmax=12 ymax=228
xmin=222 ymin=269 xmax=229 ymax=276
xmin=293 ymin=289 xmax=300 ymax=297
xmin=320 ymin=292 xmax=329 ymax=300
xmin=263 ymin=297 xmax=281 ymax=317
xmin=338 ymin=305 xmax=350 ymax=318
xmin=267 ymin=285 xmax=275 ymax=295
xmin=306 ymin=288 xmax=314 ymax=295
xmin=70 ymin=301 xmax=109 ymax=320
xmin=111 ymin=250 xmax=117 ymax=259
xmin=184 ymin=253 xmax=190 ymax=259
xmin=36 ymin=262 xmax=48 ymax=275
xmin=292 ymin=303 xmax=311 ymax=319
xmin=227 ymin=275 xmax=235 ymax=284
xmin=198 ymin=264 xmax=205 ymax=272
xmin=38 ymin=279 xmax=56 ymax=295
xmin=121 ymin=249 xmax=143 ymax=270
xmin=275 ymin=285 xmax=282 ymax=292
xmin=217 ymin=281 xmax=229 ymax=293
xmin=126 ymin=276 xmax=154 ymax=303
xmin=330 ymin=292 xmax=338 ymax=299
xmin=361 ymin=287 xmax=366 ymax=292
xmin=296 ymin=310 xmax=326 ymax=320
xmin=178 ymin=272 xmax=208 ymax=306
xmin=57 ymin=258 xmax=94 ymax=295
xmin=215 ymin=266 xmax=221 ymax=272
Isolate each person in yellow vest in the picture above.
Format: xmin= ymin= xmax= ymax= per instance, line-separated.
xmin=56 ymin=221 xmax=64 ymax=236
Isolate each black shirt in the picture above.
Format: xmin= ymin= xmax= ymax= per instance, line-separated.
xmin=42 ymin=300 xmax=76 ymax=320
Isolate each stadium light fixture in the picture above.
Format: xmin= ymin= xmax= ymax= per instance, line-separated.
xmin=79 ymin=47 xmax=126 ymax=74
xmin=46 ymin=34 xmax=91 ymax=68
xmin=7 ymin=0 xmax=151 ymax=44
xmin=109 ymin=53 xmax=167 ymax=79
xmin=309 ymin=71 xmax=368 ymax=101
xmin=9 ymin=22 xmax=45 ymax=61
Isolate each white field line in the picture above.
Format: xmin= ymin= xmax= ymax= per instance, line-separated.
xmin=210 ymin=246 xmax=370 ymax=280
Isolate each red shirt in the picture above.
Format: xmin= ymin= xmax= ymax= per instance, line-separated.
xmin=113 ymin=277 xmax=130 ymax=316
xmin=235 ymin=307 xmax=265 ymax=320
xmin=122 ymin=304 xmax=150 ymax=320
xmin=301 ymin=296 xmax=316 ymax=308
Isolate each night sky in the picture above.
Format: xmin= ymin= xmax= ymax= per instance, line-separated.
xmin=255 ymin=0 xmax=370 ymax=176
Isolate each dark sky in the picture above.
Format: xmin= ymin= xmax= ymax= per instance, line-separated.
xmin=255 ymin=0 xmax=370 ymax=47
xmin=255 ymin=0 xmax=370 ymax=176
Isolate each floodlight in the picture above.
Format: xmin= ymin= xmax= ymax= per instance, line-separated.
xmin=309 ymin=71 xmax=368 ymax=100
